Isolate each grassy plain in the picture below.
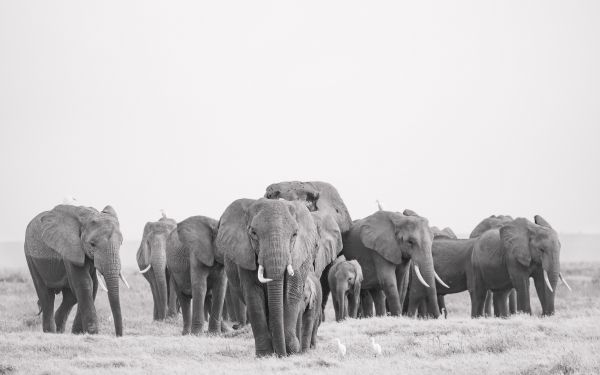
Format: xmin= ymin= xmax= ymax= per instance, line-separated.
xmin=0 ymin=262 xmax=599 ymax=374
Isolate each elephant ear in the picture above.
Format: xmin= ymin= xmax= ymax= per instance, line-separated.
xmin=178 ymin=216 xmax=219 ymax=267
xmin=288 ymin=200 xmax=318 ymax=272
xmin=101 ymin=205 xmax=118 ymax=220
xmin=534 ymin=215 xmax=553 ymax=228
xmin=305 ymin=276 xmax=317 ymax=309
xmin=216 ymin=199 xmax=256 ymax=270
xmin=349 ymin=259 xmax=363 ymax=284
xmin=500 ymin=218 xmax=531 ymax=267
xmin=403 ymin=209 xmax=419 ymax=217
xmin=311 ymin=211 xmax=343 ymax=278
xmin=136 ymin=222 xmax=153 ymax=269
xmin=359 ymin=211 xmax=403 ymax=264
xmin=40 ymin=205 xmax=85 ymax=267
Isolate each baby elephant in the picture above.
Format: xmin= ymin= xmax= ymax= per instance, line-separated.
xmin=328 ymin=256 xmax=363 ymax=321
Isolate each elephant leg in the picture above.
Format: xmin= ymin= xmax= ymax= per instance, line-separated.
xmin=310 ymin=310 xmax=320 ymax=349
xmin=65 ymin=262 xmax=97 ymax=334
xmin=319 ymin=266 xmax=331 ymax=322
xmin=55 ymin=288 xmax=77 ymax=332
xmin=208 ymin=267 xmax=227 ymax=334
xmin=300 ymin=309 xmax=315 ymax=352
xmin=240 ymin=270 xmax=272 ymax=357
xmin=508 ymin=289 xmax=517 ymax=314
xmin=484 ymin=291 xmax=493 ymax=317
xmin=204 ymin=293 xmax=212 ymax=322
xmin=383 ymin=278 xmax=401 ymax=316
xmin=512 ymin=277 xmax=532 ymax=314
xmin=470 ymin=269 xmax=488 ymax=318
xmin=493 ymin=289 xmax=510 ymax=318
xmin=361 ymin=290 xmax=374 ymax=318
xmin=190 ymin=264 xmax=208 ymax=335
xmin=372 ymin=289 xmax=386 ymax=316
xmin=26 ymin=260 xmax=57 ymax=333
xmin=167 ymin=272 xmax=178 ymax=318
xmin=178 ymin=292 xmax=192 ymax=335
xmin=331 ymin=290 xmax=342 ymax=322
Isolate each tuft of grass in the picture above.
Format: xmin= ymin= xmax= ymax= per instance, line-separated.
xmin=0 ymin=364 xmax=16 ymax=375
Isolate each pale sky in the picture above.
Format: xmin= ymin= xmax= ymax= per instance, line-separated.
xmin=1 ymin=1 xmax=599 ymax=242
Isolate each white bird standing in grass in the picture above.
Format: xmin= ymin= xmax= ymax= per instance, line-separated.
xmin=371 ymin=337 xmax=382 ymax=356
xmin=335 ymin=338 xmax=346 ymax=358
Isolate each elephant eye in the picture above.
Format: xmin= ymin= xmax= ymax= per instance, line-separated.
xmin=407 ymin=238 xmax=415 ymax=246
xmin=292 ymin=231 xmax=298 ymax=238
xmin=249 ymin=228 xmax=258 ymax=240
xmin=90 ymin=241 xmax=96 ymax=248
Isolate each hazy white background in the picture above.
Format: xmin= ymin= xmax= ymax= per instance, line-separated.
xmin=1 ymin=1 xmax=599 ymax=252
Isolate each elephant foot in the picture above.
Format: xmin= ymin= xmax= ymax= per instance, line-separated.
xmin=181 ymin=328 xmax=191 ymax=335
xmin=286 ymin=336 xmax=300 ymax=355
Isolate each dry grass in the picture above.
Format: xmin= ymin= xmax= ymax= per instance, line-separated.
xmin=1 ymin=263 xmax=599 ymax=374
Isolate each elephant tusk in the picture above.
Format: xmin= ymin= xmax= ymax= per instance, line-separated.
xmin=257 ymin=265 xmax=273 ymax=283
xmin=96 ymin=270 xmax=108 ymax=292
xmin=543 ymin=270 xmax=554 ymax=293
xmin=139 ymin=264 xmax=151 ymax=274
xmin=434 ymin=271 xmax=450 ymax=288
xmin=287 ymin=264 xmax=294 ymax=277
xmin=559 ymin=273 xmax=572 ymax=292
xmin=414 ymin=265 xmax=430 ymax=288
xmin=120 ymin=272 xmax=130 ymax=289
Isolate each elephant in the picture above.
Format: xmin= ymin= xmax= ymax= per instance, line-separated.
xmin=24 ymin=204 xmax=128 ymax=336
xmin=166 ymin=215 xmax=228 ymax=335
xmin=471 ymin=215 xmax=568 ymax=317
xmin=328 ymin=256 xmax=363 ymax=321
xmin=263 ymin=180 xmax=351 ymax=321
xmin=296 ymin=272 xmax=322 ymax=352
xmin=404 ymin=216 xmax=514 ymax=318
xmin=216 ymin=197 xmax=339 ymax=356
xmin=136 ymin=211 xmax=178 ymax=321
xmin=469 ymin=215 xmax=515 ymax=317
xmin=342 ymin=209 xmax=443 ymax=318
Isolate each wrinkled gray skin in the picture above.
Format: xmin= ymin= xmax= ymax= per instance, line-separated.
xmin=167 ymin=215 xmax=228 ymax=335
xmin=137 ymin=214 xmax=178 ymax=321
xmin=296 ymin=272 xmax=322 ymax=352
xmin=218 ymin=198 xmax=340 ymax=357
xmin=328 ymin=256 xmax=363 ymax=321
xmin=25 ymin=204 xmax=125 ymax=336
xmin=343 ymin=210 xmax=440 ymax=318
xmin=263 ymin=180 xmax=348 ymax=322
xmin=471 ymin=216 xmax=562 ymax=317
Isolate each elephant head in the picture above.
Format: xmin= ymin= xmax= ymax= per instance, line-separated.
xmin=137 ymin=212 xmax=177 ymax=320
xmin=470 ymin=215 xmax=513 ymax=238
xmin=177 ymin=216 xmax=221 ymax=267
xmin=359 ymin=209 xmax=440 ymax=317
xmin=264 ymin=181 xmax=352 ymax=234
xmin=216 ymin=198 xmax=317 ymax=356
xmin=430 ymin=226 xmax=457 ymax=240
xmin=499 ymin=216 xmax=563 ymax=315
xmin=39 ymin=204 xmax=126 ymax=336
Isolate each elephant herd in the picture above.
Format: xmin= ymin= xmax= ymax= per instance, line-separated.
xmin=23 ymin=181 xmax=570 ymax=357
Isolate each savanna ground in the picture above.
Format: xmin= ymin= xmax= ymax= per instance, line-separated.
xmin=1 ymin=263 xmax=599 ymax=374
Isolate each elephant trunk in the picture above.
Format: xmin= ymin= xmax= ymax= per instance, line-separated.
xmin=267 ymin=279 xmax=286 ymax=356
xmin=150 ymin=238 xmax=168 ymax=320
xmin=97 ymin=244 xmax=123 ymax=336
xmin=335 ymin=285 xmax=346 ymax=321
xmin=415 ymin=253 xmax=440 ymax=319
xmin=542 ymin=253 xmax=560 ymax=316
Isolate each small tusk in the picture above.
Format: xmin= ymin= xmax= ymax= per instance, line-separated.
xmin=139 ymin=265 xmax=151 ymax=274
xmin=543 ymin=270 xmax=554 ymax=293
xmin=287 ymin=264 xmax=294 ymax=276
xmin=559 ymin=273 xmax=572 ymax=292
xmin=434 ymin=271 xmax=450 ymax=288
xmin=414 ymin=265 xmax=430 ymax=288
xmin=96 ymin=270 xmax=108 ymax=292
xmin=120 ymin=272 xmax=130 ymax=289
xmin=257 ymin=265 xmax=273 ymax=283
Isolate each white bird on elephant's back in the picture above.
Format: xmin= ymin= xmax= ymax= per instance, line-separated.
xmin=335 ymin=338 xmax=346 ymax=358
